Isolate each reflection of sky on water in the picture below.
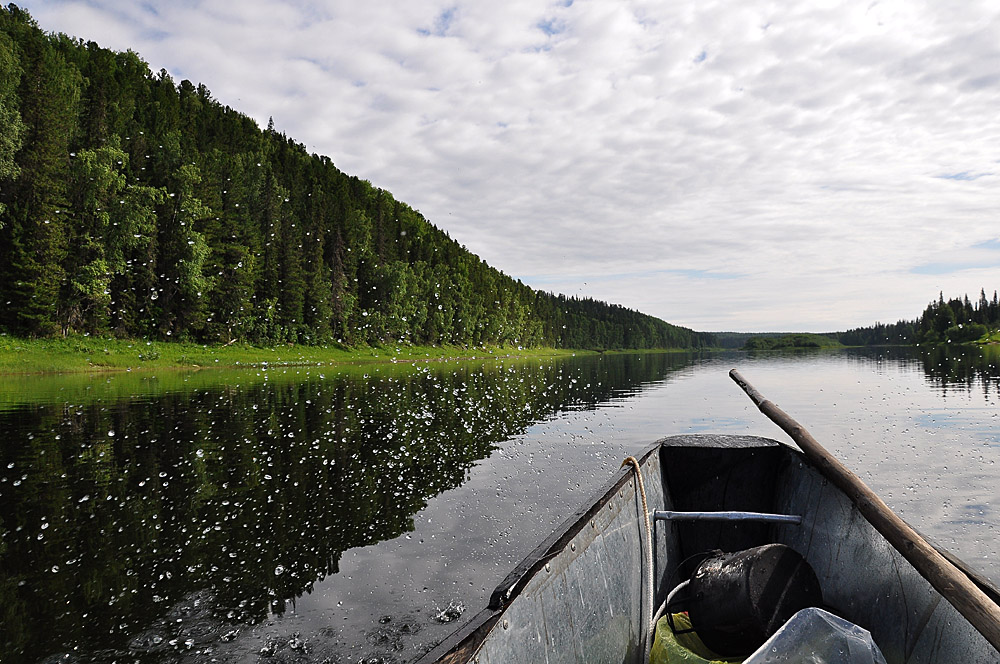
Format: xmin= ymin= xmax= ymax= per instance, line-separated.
xmin=681 ymin=416 xmax=752 ymax=433
xmin=911 ymin=408 xmax=995 ymax=430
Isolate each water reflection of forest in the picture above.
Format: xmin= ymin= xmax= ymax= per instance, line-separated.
xmin=916 ymin=345 xmax=1000 ymax=393
xmin=842 ymin=345 xmax=1000 ymax=394
xmin=0 ymin=352 xmax=695 ymax=663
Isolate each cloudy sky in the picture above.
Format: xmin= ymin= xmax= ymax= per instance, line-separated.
xmin=20 ymin=0 xmax=1000 ymax=331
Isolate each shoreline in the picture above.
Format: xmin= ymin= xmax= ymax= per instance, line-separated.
xmin=0 ymin=335 xmax=697 ymax=377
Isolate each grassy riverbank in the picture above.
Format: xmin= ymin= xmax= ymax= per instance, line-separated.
xmin=0 ymin=335 xmax=607 ymax=375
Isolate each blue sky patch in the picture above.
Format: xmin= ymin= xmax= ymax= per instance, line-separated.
xmin=912 ymin=238 xmax=1000 ymax=274
xmin=912 ymin=259 xmax=1000 ymax=275
xmin=537 ymin=18 xmax=565 ymax=36
xmin=973 ymin=238 xmax=1000 ymax=252
xmin=418 ymin=7 xmax=457 ymax=37
xmin=436 ymin=7 xmax=457 ymax=34
xmin=911 ymin=262 xmax=970 ymax=275
xmin=934 ymin=171 xmax=991 ymax=181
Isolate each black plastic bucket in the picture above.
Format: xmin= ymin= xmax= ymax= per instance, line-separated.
xmin=686 ymin=543 xmax=822 ymax=656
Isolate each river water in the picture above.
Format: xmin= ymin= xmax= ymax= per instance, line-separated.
xmin=0 ymin=347 xmax=997 ymax=663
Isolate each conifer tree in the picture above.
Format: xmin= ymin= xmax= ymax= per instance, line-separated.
xmin=1 ymin=13 xmax=80 ymax=335
xmin=0 ymin=30 xmax=25 ymax=212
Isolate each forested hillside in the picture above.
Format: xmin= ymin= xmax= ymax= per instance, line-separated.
xmin=838 ymin=289 xmax=1000 ymax=345
xmin=0 ymin=6 xmax=712 ymax=350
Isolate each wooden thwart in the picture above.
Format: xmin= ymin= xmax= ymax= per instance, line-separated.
xmin=729 ymin=368 xmax=1000 ymax=653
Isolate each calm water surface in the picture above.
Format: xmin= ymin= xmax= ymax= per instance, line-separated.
xmin=1 ymin=347 xmax=998 ymax=663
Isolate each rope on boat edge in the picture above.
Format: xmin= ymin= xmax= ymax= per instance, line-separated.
xmin=622 ymin=455 xmax=655 ymax=659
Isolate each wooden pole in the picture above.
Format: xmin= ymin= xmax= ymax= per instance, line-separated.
xmin=729 ymin=369 xmax=1000 ymax=653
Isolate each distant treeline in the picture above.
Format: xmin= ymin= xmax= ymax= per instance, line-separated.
xmin=0 ymin=6 xmax=712 ymax=350
xmin=839 ymin=289 xmax=1000 ymax=345
xmin=713 ymin=332 xmax=842 ymax=350
xmin=743 ymin=333 xmax=842 ymax=350
xmin=724 ymin=289 xmax=1000 ymax=351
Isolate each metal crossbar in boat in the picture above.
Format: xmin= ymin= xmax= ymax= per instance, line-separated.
xmin=653 ymin=510 xmax=802 ymax=524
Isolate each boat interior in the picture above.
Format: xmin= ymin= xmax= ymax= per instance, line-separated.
xmin=656 ymin=435 xmax=995 ymax=663
xmin=419 ymin=434 xmax=999 ymax=664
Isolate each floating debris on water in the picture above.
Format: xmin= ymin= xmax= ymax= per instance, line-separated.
xmin=431 ymin=600 xmax=465 ymax=624
xmin=259 ymin=638 xmax=279 ymax=657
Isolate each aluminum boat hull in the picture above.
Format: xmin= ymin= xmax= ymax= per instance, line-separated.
xmin=417 ymin=434 xmax=1000 ymax=664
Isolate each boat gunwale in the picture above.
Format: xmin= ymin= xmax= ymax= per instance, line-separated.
xmin=414 ymin=438 xmax=663 ymax=663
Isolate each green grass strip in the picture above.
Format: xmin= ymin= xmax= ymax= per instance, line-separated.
xmin=0 ymin=334 xmax=599 ymax=376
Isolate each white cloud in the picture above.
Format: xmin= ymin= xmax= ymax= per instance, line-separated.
xmin=20 ymin=0 xmax=1000 ymax=331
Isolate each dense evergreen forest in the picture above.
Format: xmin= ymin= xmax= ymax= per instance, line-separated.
xmin=838 ymin=289 xmax=1000 ymax=345
xmin=0 ymin=6 xmax=712 ymax=351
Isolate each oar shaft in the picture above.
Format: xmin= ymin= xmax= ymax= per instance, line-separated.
xmin=729 ymin=369 xmax=1000 ymax=653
